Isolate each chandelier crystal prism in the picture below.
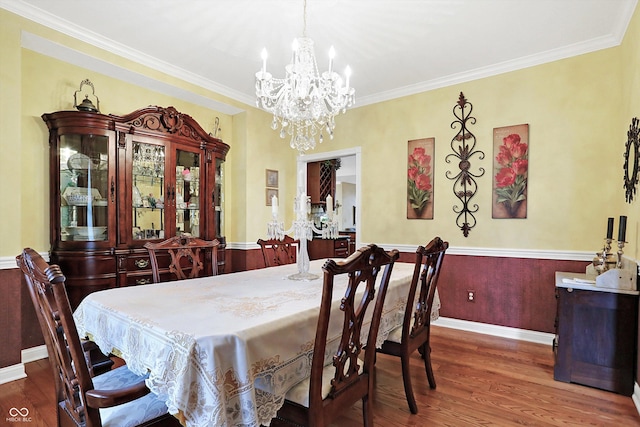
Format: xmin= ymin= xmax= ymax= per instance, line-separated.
xmin=255 ymin=1 xmax=355 ymax=153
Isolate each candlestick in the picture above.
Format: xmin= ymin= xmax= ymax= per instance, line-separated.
xmin=618 ymin=215 xmax=627 ymax=242
xmin=266 ymin=187 xmax=340 ymax=281
xmin=606 ymin=217 xmax=614 ymax=239
xmin=326 ymin=194 xmax=333 ymax=219
xmin=617 ymin=240 xmax=626 ymax=269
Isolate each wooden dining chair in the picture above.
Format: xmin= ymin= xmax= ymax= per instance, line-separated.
xmin=16 ymin=248 xmax=181 ymax=427
xmin=256 ymin=235 xmax=298 ymax=267
xmin=272 ymin=244 xmax=400 ymax=427
xmin=377 ymin=236 xmax=448 ymax=414
xmin=144 ymin=235 xmax=220 ymax=283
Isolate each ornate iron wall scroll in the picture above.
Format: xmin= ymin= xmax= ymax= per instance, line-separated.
xmin=446 ymin=92 xmax=485 ymax=237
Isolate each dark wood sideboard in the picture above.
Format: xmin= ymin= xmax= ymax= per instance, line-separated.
xmin=308 ymin=236 xmax=349 ymax=260
xmin=554 ymin=280 xmax=638 ymax=396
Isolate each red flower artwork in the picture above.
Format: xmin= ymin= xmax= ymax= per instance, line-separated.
xmin=407 ymin=146 xmax=432 ymax=216
xmin=494 ymin=132 xmax=528 ymax=217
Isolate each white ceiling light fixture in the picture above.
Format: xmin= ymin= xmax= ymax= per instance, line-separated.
xmin=255 ymin=0 xmax=355 ymax=153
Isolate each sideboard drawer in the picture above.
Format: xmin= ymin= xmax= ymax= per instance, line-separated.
xmin=334 ymin=239 xmax=348 ymax=249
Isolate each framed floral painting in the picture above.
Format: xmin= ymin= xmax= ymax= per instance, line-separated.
xmin=407 ymin=138 xmax=434 ymax=219
xmin=492 ymin=124 xmax=529 ymax=218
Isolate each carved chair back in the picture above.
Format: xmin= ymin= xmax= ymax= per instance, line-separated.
xmin=17 ymin=248 xmax=182 ymax=427
xmin=274 ymin=244 xmax=399 ymax=427
xmin=144 ymin=235 xmax=219 ymax=283
xmin=378 ymin=236 xmax=448 ymax=414
xmin=403 ymin=237 xmax=448 ymax=348
xmin=17 ymin=248 xmax=94 ymax=425
xmin=256 ymin=236 xmax=298 ymax=267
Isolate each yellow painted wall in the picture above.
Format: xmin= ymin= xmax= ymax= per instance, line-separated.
xmin=620 ymin=4 xmax=640 ymax=261
xmin=0 ymin=8 xmax=294 ymax=256
xmin=19 ymin=48 xmax=236 ymax=251
xmin=2 ymin=5 xmax=640 ymax=259
xmin=317 ymin=45 xmax=625 ymax=253
xmin=1 ymin=10 xmax=23 ymax=257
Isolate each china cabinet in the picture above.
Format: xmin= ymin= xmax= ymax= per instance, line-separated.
xmin=43 ymin=106 xmax=230 ymax=308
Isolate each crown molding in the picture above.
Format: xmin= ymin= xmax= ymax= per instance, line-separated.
xmin=2 ymin=0 xmax=636 ymax=110
xmin=1 ymin=0 xmax=251 ymax=111
xmin=356 ymin=33 xmax=624 ymax=107
xmin=20 ymin=31 xmax=246 ymax=115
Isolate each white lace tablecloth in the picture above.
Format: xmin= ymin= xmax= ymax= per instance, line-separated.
xmin=74 ymin=259 xmax=440 ymax=427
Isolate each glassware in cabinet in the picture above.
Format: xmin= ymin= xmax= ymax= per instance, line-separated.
xmin=59 ymin=134 xmax=110 ymax=242
xmin=132 ymin=141 xmax=166 ymax=240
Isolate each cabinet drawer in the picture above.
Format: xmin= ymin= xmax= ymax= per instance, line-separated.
xmin=334 ymin=248 xmax=349 ymax=258
xmin=126 ymin=274 xmax=155 ymax=286
xmin=334 ymin=239 xmax=348 ymax=249
xmin=126 ymin=253 xmax=169 ymax=271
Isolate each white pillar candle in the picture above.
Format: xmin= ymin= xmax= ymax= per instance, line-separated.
xmin=345 ymin=66 xmax=351 ymax=90
xmin=326 ymin=194 xmax=333 ymax=219
xmin=328 ymin=46 xmax=335 ymax=73
xmin=261 ymin=48 xmax=268 ymax=74
xmin=271 ymin=194 xmax=278 ymax=217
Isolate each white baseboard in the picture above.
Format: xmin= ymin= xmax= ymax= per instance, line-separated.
xmin=0 ymin=345 xmax=48 ymax=385
xmin=0 ymin=363 xmax=26 ymax=385
xmin=22 ymin=345 xmax=48 ymax=363
xmin=432 ymin=317 xmax=555 ymax=345
xmin=633 ymin=383 xmax=640 ymax=416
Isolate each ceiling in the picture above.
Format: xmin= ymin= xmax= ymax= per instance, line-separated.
xmin=2 ymin=0 xmax=637 ymax=109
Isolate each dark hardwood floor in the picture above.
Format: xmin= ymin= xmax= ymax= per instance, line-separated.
xmin=1 ymin=326 xmax=638 ymax=426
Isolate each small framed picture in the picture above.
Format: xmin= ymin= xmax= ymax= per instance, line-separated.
xmin=266 ymin=188 xmax=279 ymax=205
xmin=266 ymin=169 xmax=279 ymax=188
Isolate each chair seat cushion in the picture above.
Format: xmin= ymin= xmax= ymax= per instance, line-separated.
xmin=93 ymin=366 xmax=170 ymax=427
xmin=284 ymin=359 xmax=364 ymax=408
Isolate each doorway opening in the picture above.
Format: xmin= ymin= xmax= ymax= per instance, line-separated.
xmin=297 ymin=147 xmax=361 ymax=249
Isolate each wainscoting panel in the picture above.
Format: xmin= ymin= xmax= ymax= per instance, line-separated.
xmin=437 ymin=255 xmax=589 ymax=333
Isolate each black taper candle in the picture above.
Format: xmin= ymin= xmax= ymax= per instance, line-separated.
xmin=618 ymin=215 xmax=627 ymax=242
xmin=607 ymin=217 xmax=614 ymax=239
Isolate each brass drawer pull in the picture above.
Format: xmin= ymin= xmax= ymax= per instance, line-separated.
xmin=135 ymin=259 xmax=149 ymax=269
xmin=136 ymin=278 xmax=151 ymax=285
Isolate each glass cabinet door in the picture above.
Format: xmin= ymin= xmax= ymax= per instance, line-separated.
xmin=175 ymin=148 xmax=201 ymax=237
xmin=132 ymin=142 xmax=166 ymax=240
xmin=59 ymin=134 xmax=110 ymax=242
xmin=214 ymin=158 xmax=225 ymax=238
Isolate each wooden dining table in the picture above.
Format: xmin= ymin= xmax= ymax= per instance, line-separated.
xmin=73 ymin=258 xmax=440 ymax=427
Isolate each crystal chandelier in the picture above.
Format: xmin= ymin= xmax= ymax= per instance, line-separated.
xmin=255 ymin=0 xmax=355 ymax=153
